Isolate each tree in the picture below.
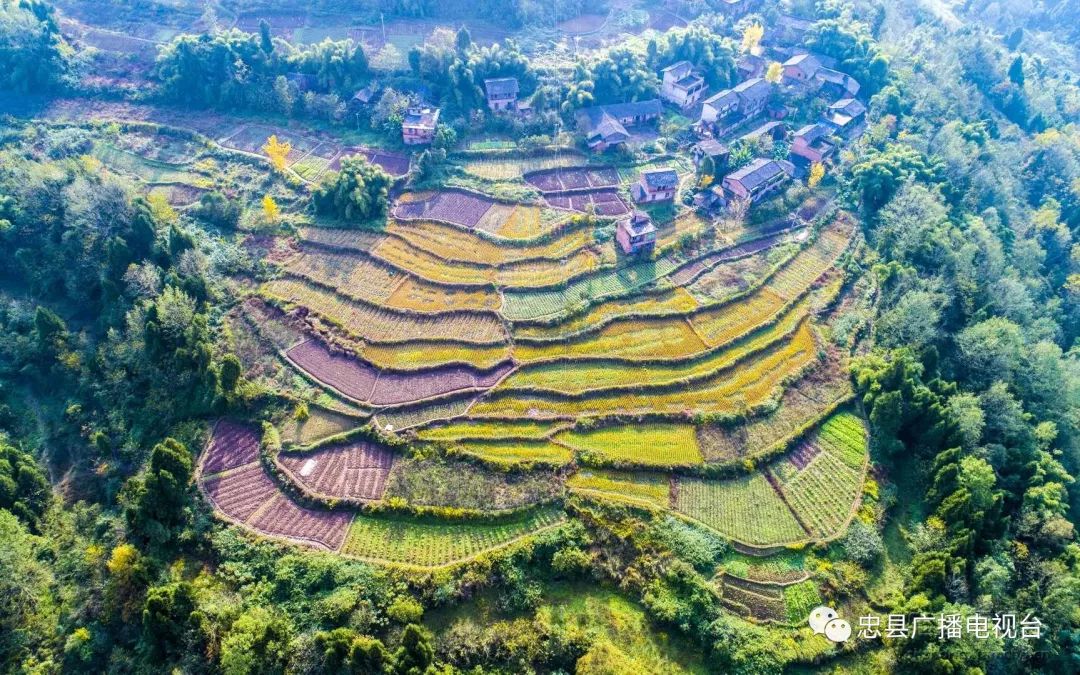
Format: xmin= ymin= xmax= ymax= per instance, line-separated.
xmin=0 ymin=440 xmax=51 ymax=531
xmin=455 ymin=26 xmax=472 ymax=53
xmin=392 ymin=624 xmax=433 ymax=675
xmin=764 ymin=61 xmax=782 ymax=83
xmin=1008 ymin=55 xmax=1025 ymax=87
xmin=312 ymin=156 xmax=392 ymax=225
xmin=808 ymin=162 xmax=825 ymax=188
xmin=219 ymin=607 xmax=293 ymax=675
xmin=741 ymin=23 xmax=764 ymax=54
xmin=259 ymin=19 xmax=273 ymax=54
xmin=272 ymin=75 xmax=294 ymax=116
xmin=262 ymin=195 xmax=280 ymax=223
xmin=219 ymin=354 xmax=242 ymax=392
xmin=194 ymin=191 xmax=241 ymax=228
xmin=123 ymin=438 xmax=193 ymax=543
xmin=142 ymin=582 xmax=196 ymax=660
xmin=262 ymin=135 xmax=291 ymax=172
xmin=0 ymin=0 xmax=71 ymax=92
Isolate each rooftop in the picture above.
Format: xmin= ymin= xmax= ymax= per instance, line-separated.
xmin=484 ymin=77 xmax=519 ymax=97
xmin=403 ymin=107 xmax=440 ymax=129
xmin=624 ymin=210 xmax=656 ymax=234
xmin=641 ymin=169 xmax=679 ymax=190
xmin=726 ymin=158 xmax=794 ymax=190
xmin=695 ymin=139 xmax=729 ymax=156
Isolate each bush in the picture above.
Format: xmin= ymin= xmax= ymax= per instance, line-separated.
xmin=312 ymin=156 xmax=392 ymax=226
xmin=841 ymin=521 xmax=883 ymax=566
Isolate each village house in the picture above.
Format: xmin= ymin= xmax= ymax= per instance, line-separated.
xmin=789 ymin=123 xmax=836 ymax=164
xmin=773 ymin=15 xmax=813 ymax=44
xmin=722 ymin=158 xmax=795 ymax=203
xmin=781 ymin=53 xmax=822 ymax=84
xmin=632 ymin=168 xmax=679 ymax=203
xmin=692 ymin=138 xmax=730 ymax=173
xmin=737 ymin=120 xmax=787 ymax=146
xmin=576 ymin=100 xmax=663 ymax=152
xmin=699 ymin=77 xmax=771 ymax=137
xmin=694 ymin=184 xmax=727 ymax=213
xmin=483 ymin=77 xmax=519 ymax=112
xmin=815 ymin=68 xmax=861 ymax=97
xmin=616 ymin=210 xmax=657 ymax=255
xmin=736 ymin=54 xmax=766 ymax=80
xmin=402 ymin=106 xmax=440 ymax=145
xmin=660 ymin=61 xmax=707 ymax=108
xmin=821 ymin=98 xmax=867 ymax=138
xmin=348 ymin=83 xmax=380 ymax=112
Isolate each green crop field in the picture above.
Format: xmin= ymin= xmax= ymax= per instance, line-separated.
xmin=340 ymin=508 xmax=567 ymax=567
xmin=451 ymin=439 xmax=574 ymax=466
xmin=567 ymin=470 xmax=671 ymax=509
xmin=675 ymin=474 xmax=807 ymax=546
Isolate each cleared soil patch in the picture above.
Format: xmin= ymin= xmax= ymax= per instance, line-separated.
xmin=525 ymin=167 xmax=620 ymax=193
xmin=202 ymin=421 xmax=260 ymax=475
xmin=248 ymin=493 xmax=353 ymax=551
xmin=332 ymin=146 xmax=410 ymax=176
xmin=393 ymin=190 xmax=504 ymax=228
xmin=278 ymin=440 xmax=395 ymax=501
xmin=203 ymin=463 xmax=277 ymax=523
xmin=544 ymin=190 xmax=630 ymax=216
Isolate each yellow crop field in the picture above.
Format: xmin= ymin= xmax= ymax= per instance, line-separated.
xmin=495 ymin=249 xmax=601 ymax=287
xmin=567 ymin=470 xmax=670 ymax=509
xmin=500 ymin=302 xmax=809 ymax=394
xmin=386 ymin=277 xmax=501 ymax=312
xmin=495 ymin=205 xmax=544 ymax=239
xmin=462 ymin=154 xmax=587 ymax=180
xmin=373 ymin=237 xmax=494 ymax=286
xmin=361 ymin=341 xmax=511 ymax=371
xmin=690 ymin=288 xmax=787 ymax=348
xmin=416 ymin=419 xmax=558 ymax=441
xmin=279 ymin=251 xmax=406 ymax=303
xmin=555 ymin=424 xmax=703 ymax=466
xmin=513 ymin=288 xmax=699 ymax=340
xmin=387 ymin=220 xmax=592 ymax=265
xmin=765 ymin=229 xmax=851 ymax=301
xmin=656 ymin=211 xmax=710 ymax=248
xmin=514 ymin=318 xmax=708 ymax=363
xmin=472 ymin=324 xmax=816 ymax=418
xmin=453 ymin=439 xmax=573 ymax=465
xmin=261 ymin=278 xmax=507 ymax=344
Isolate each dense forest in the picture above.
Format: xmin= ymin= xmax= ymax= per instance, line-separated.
xmin=0 ymin=0 xmax=1079 ymax=672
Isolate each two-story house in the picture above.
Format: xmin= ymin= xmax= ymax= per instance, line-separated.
xmin=483 ymin=77 xmax=519 ymax=112
xmin=700 ymin=77 xmax=772 ymax=137
xmin=402 ymin=106 xmax=440 ymax=145
xmin=576 ymin=100 xmax=663 ymax=152
xmin=781 ymin=53 xmax=822 ymax=84
xmin=821 ymin=98 xmax=867 ymax=139
xmin=632 ymin=169 xmax=679 ymax=203
xmin=722 ymin=158 xmax=795 ymax=203
xmin=789 ymin=123 xmax=836 ymax=164
xmin=616 ymin=210 xmax=657 ymax=255
xmin=660 ymin=61 xmax=707 ymax=108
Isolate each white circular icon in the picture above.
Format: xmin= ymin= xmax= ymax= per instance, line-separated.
xmin=808 ymin=606 xmax=838 ymax=634
xmin=824 ymin=618 xmax=852 ymax=643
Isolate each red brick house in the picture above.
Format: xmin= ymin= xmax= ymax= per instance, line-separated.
xmin=632 ymin=169 xmax=679 ymax=203
xmin=616 ymin=210 xmax=657 ymax=255
xmin=402 ymin=106 xmax=440 ymax=145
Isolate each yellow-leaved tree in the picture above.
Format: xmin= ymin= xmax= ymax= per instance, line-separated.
xmin=741 ymin=23 xmax=764 ymax=54
xmin=808 ymin=162 xmax=825 ymax=189
xmin=262 ymin=134 xmax=291 ymax=172
xmin=262 ymin=195 xmax=280 ymax=222
xmin=765 ymin=61 xmax=783 ymax=83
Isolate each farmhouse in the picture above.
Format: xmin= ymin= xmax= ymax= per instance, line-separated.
xmin=815 ymin=68 xmax=861 ymax=97
xmin=349 ymin=83 xmax=380 ymax=111
xmin=483 ymin=77 xmax=519 ymax=112
xmin=781 ymin=53 xmax=822 ymax=83
xmin=790 ymin=123 xmax=836 ymax=164
xmin=722 ymin=158 xmax=794 ymax=203
xmin=738 ymin=120 xmax=787 ymax=146
xmin=660 ymin=61 xmax=707 ymax=108
xmin=694 ymin=184 xmax=727 ymax=212
xmin=632 ymin=168 xmax=679 ymax=203
xmin=737 ymin=54 xmax=766 ymax=80
xmin=616 ymin=210 xmax=657 ymax=255
xmin=402 ymin=106 xmax=440 ymax=145
xmin=576 ymin=100 xmax=663 ymax=152
xmin=700 ymin=77 xmax=771 ymax=136
xmin=822 ymin=98 xmax=867 ymax=138
xmin=692 ymin=138 xmax=730 ymax=172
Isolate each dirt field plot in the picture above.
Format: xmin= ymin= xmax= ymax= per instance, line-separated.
xmin=524 ymin=167 xmax=620 ymax=193
xmin=248 ymin=493 xmax=353 ymax=551
xmin=220 ymin=124 xmax=318 ymax=160
xmin=393 ymin=191 xmax=503 ymax=228
xmin=332 ymin=146 xmax=410 ymax=176
xmin=202 ymin=463 xmax=277 ymax=523
xmin=201 ymin=421 xmax=261 ymax=475
xmin=278 ymin=440 xmax=395 ymax=501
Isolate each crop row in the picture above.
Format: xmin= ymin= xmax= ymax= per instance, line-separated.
xmin=512 ymin=288 xmax=700 ymax=341
xmin=277 ymin=439 xmax=395 ymax=501
xmin=202 ymin=420 xmax=261 ymax=475
xmin=462 ymin=154 xmax=587 ymax=181
xmin=248 ymin=493 xmax=353 ymax=551
xmin=513 ymin=317 xmax=708 ymax=363
xmin=202 ymin=462 xmax=277 ymax=523
xmin=470 ymin=324 xmax=817 ymax=419
xmin=279 ymin=406 xmax=363 ymax=447
xmin=450 ymin=439 xmax=574 ymax=466
xmin=261 ymin=278 xmax=507 ymax=344
xmin=415 ymin=419 xmax=558 ymax=442
xmin=374 ymin=395 xmax=477 ymax=431
xmin=777 ymin=451 xmax=862 ymax=538
xmin=675 ymin=473 xmax=807 ymax=546
xmin=386 ymin=219 xmax=593 ymax=265
xmin=392 ymin=190 xmax=504 ymax=228
xmin=567 ymin=470 xmax=671 ymax=509
xmin=555 ymin=424 xmax=703 ymax=467
xmin=494 ymin=205 xmax=546 ymax=239
xmin=339 ymin=507 xmax=567 ymax=567
xmin=501 ymin=301 xmax=808 ymax=395
xmin=361 ymin=340 xmax=511 ymax=372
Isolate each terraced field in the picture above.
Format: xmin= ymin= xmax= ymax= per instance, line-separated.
xmin=209 ymin=175 xmax=867 ymax=566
